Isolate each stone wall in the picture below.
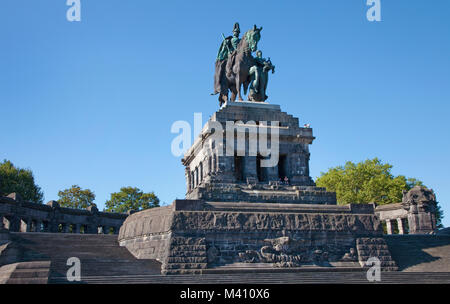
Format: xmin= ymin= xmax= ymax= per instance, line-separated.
xmin=118 ymin=205 xmax=173 ymax=261
xmin=0 ymin=193 xmax=126 ymax=234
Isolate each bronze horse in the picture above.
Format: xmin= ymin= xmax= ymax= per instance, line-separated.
xmin=219 ymin=25 xmax=262 ymax=105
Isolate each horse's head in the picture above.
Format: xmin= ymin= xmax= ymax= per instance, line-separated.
xmin=244 ymin=25 xmax=262 ymax=52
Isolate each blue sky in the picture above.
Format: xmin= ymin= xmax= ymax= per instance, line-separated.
xmin=1 ymin=1 xmax=449 ymax=226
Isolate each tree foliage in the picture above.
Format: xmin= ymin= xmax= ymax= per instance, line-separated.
xmin=316 ymin=158 xmax=443 ymax=227
xmin=58 ymin=185 xmax=96 ymax=209
xmin=316 ymin=158 xmax=423 ymax=205
xmin=0 ymin=159 xmax=44 ymax=203
xmin=105 ymin=187 xmax=159 ymax=213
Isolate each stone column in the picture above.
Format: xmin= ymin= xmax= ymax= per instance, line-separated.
xmin=199 ymin=162 xmax=203 ymax=185
xmin=397 ymin=218 xmax=404 ymax=235
xmin=0 ymin=215 xmax=5 ymax=231
xmin=20 ymin=218 xmax=28 ymax=232
xmin=265 ymin=163 xmax=279 ymax=182
xmin=63 ymin=223 xmax=70 ymax=233
xmin=42 ymin=221 xmax=50 ymax=232
xmin=74 ymin=224 xmax=81 ymax=233
xmin=87 ymin=224 xmax=96 ymax=234
xmin=27 ymin=219 xmax=33 ymax=232
xmin=243 ymin=156 xmax=257 ymax=182
xmin=185 ymin=168 xmax=191 ymax=193
xmin=10 ymin=216 xmax=21 ymax=232
xmin=35 ymin=220 xmax=42 ymax=232
xmin=186 ymin=170 xmax=192 ymax=192
xmin=212 ymin=154 xmax=217 ymax=173
xmin=194 ymin=167 xmax=198 ymax=187
xmin=386 ymin=219 xmax=393 ymax=235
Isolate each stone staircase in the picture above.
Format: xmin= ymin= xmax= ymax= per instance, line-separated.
xmin=5 ymin=232 xmax=161 ymax=283
xmin=356 ymin=237 xmax=398 ymax=271
xmin=384 ymin=235 xmax=450 ymax=272
xmin=162 ymin=237 xmax=208 ymax=274
xmin=3 ymin=232 xmax=450 ymax=284
xmin=50 ymin=271 xmax=450 ymax=284
xmin=0 ymin=261 xmax=50 ymax=284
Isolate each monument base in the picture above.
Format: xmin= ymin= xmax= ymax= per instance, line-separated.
xmin=187 ymin=183 xmax=337 ymax=205
xmin=118 ymin=200 xmax=398 ymax=274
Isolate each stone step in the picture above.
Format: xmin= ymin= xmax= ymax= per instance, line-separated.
xmin=384 ymin=235 xmax=450 ymax=272
xmin=0 ymin=261 xmax=50 ymax=284
xmin=9 ymin=268 xmax=49 ymax=279
xmin=49 ymin=272 xmax=450 ymax=284
xmin=5 ymin=277 xmax=49 ymax=284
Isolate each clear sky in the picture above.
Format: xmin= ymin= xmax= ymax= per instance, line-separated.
xmin=1 ymin=1 xmax=449 ymax=226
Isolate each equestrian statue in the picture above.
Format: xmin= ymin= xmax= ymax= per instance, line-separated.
xmin=212 ymin=23 xmax=275 ymax=107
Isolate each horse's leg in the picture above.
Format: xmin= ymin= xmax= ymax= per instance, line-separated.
xmin=227 ymin=74 xmax=236 ymax=102
xmin=236 ymin=74 xmax=243 ymax=101
xmin=219 ymin=93 xmax=227 ymax=106
xmin=230 ymin=89 xmax=236 ymax=102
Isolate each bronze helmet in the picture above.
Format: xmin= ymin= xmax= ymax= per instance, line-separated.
xmin=233 ymin=22 xmax=240 ymax=35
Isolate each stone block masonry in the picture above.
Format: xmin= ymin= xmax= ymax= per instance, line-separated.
xmin=119 ymin=199 xmax=397 ymax=274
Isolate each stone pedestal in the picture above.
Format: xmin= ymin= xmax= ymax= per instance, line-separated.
xmin=182 ymin=101 xmax=336 ymax=205
xmin=119 ymin=200 xmax=397 ymax=274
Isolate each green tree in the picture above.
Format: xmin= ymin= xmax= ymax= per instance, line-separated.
xmin=105 ymin=187 xmax=159 ymax=213
xmin=58 ymin=185 xmax=96 ymax=209
xmin=0 ymin=159 xmax=44 ymax=203
xmin=316 ymin=158 xmax=443 ymax=227
xmin=436 ymin=203 xmax=444 ymax=229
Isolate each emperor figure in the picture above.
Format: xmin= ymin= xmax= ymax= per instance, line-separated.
xmin=217 ymin=22 xmax=241 ymax=60
xmin=213 ymin=23 xmax=241 ymax=105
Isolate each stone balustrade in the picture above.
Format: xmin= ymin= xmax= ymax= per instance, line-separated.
xmin=0 ymin=193 xmax=127 ymax=234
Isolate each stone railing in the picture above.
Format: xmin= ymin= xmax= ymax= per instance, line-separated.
xmin=0 ymin=193 xmax=127 ymax=234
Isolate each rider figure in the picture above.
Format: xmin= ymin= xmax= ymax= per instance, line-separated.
xmin=230 ymin=22 xmax=241 ymax=51
xmin=216 ymin=23 xmax=240 ymax=61
xmin=214 ymin=23 xmax=242 ymax=105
